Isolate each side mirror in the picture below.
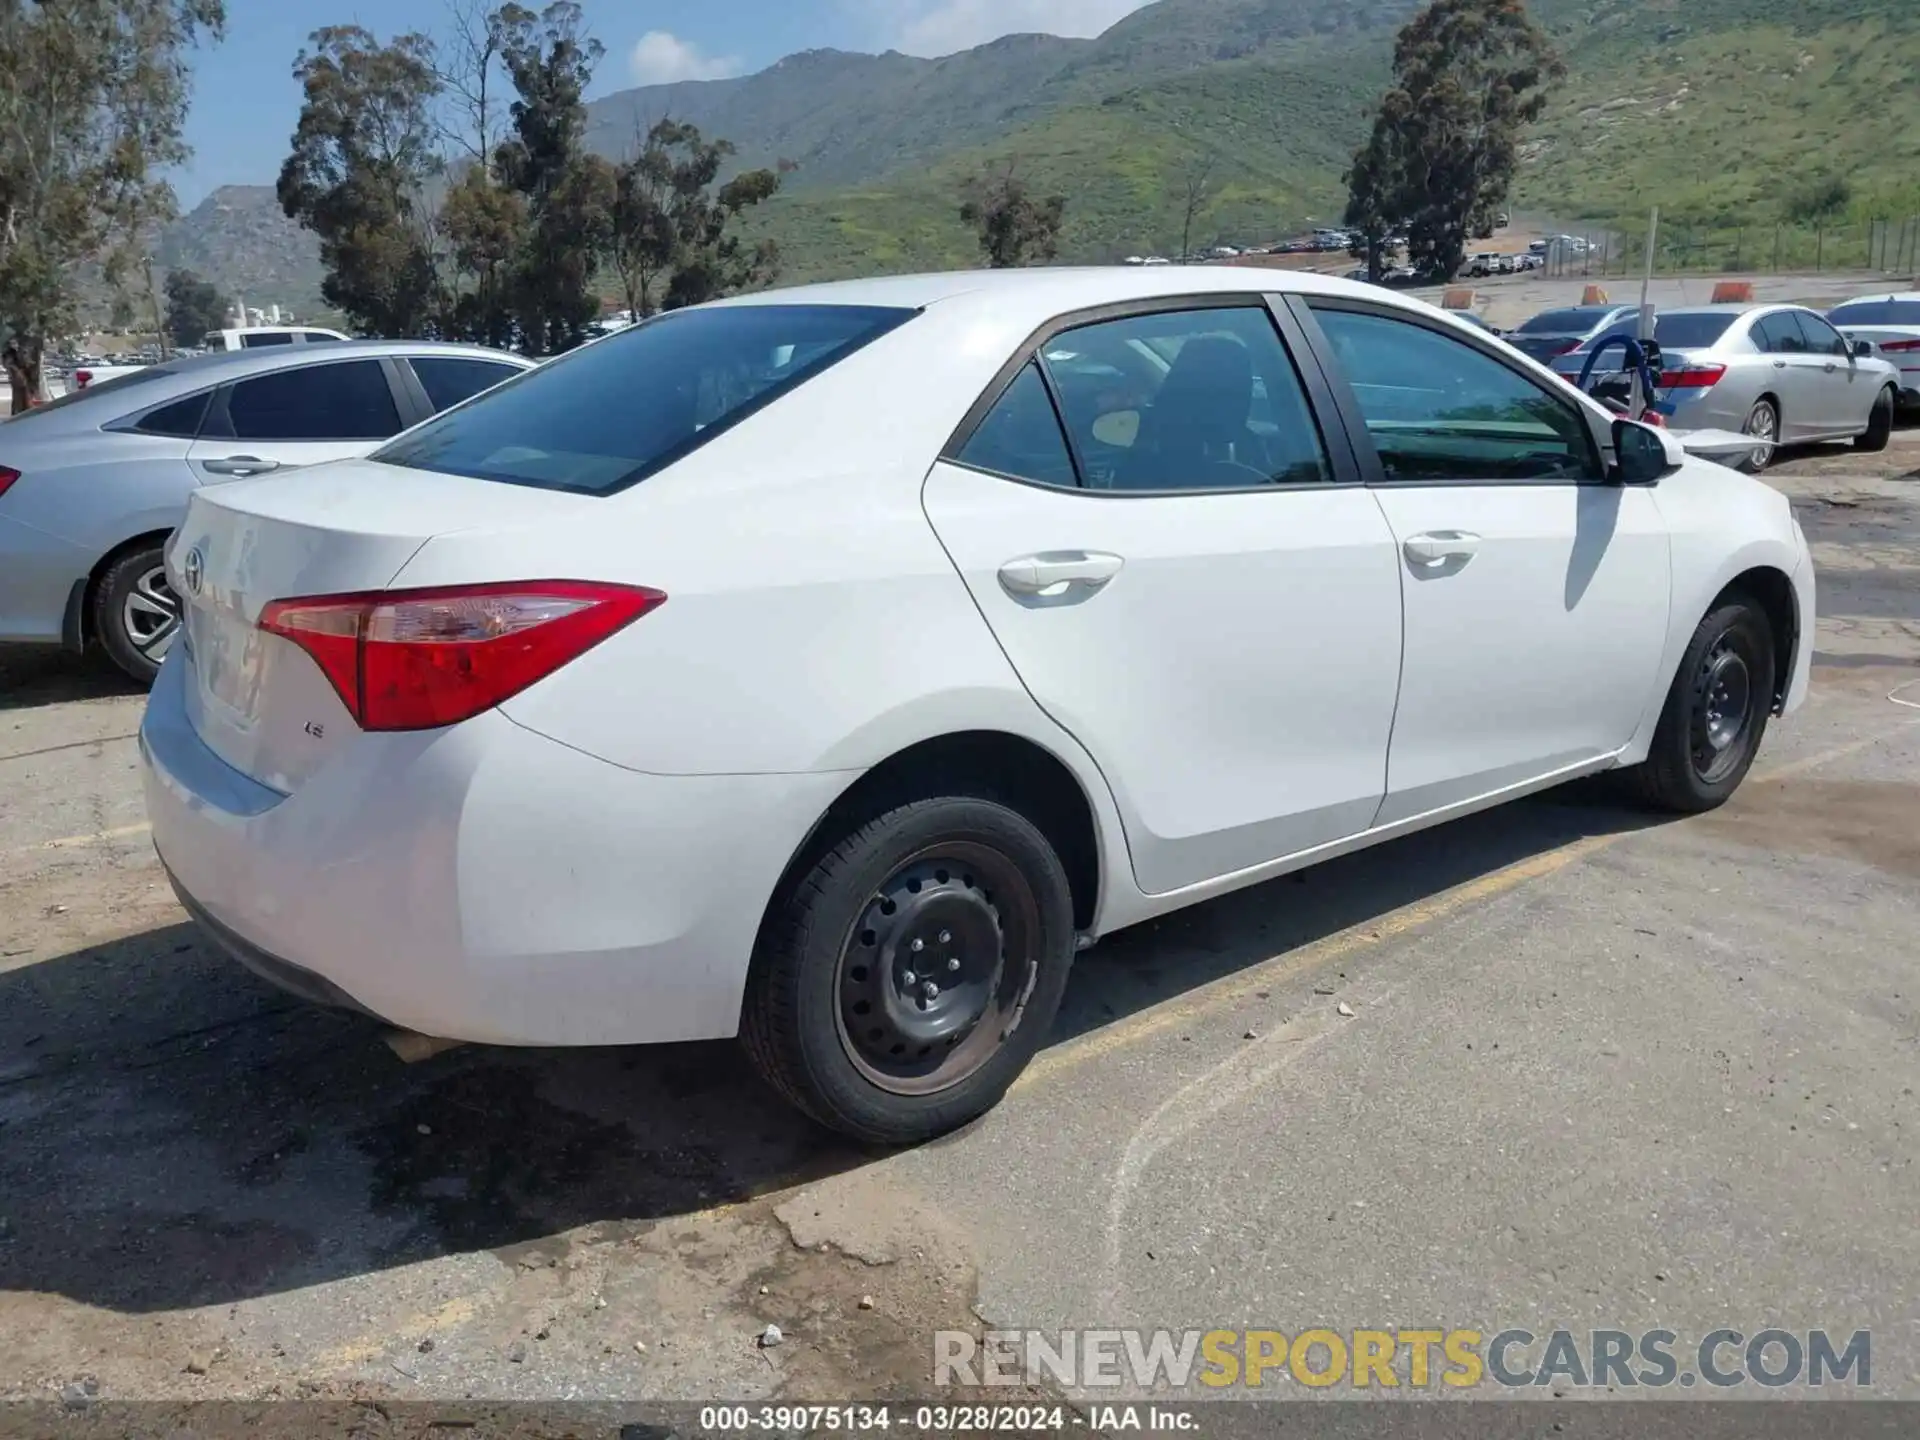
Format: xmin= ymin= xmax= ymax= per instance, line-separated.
xmin=1611 ymin=417 xmax=1682 ymax=486
xmin=1852 ymin=339 xmax=1875 ymax=360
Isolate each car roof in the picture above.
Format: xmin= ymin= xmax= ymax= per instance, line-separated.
xmin=702 ymin=264 xmax=1436 ymax=336
xmin=155 ymin=339 xmax=529 ymax=380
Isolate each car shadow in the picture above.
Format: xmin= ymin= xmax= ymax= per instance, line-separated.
xmin=0 ymin=643 xmax=145 ymax=712
xmin=0 ymin=782 xmax=1662 ymax=1316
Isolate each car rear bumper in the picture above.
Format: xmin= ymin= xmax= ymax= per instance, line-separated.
xmin=140 ymin=653 xmax=849 ymax=1047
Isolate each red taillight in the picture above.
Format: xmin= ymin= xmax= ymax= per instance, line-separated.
xmin=258 ymin=580 xmax=665 ymax=732
xmin=1545 ymin=340 xmax=1580 ymax=358
xmin=73 ymin=369 xmax=92 ymax=389
xmin=0 ymin=466 xmax=18 ymax=499
xmin=1879 ymin=338 xmax=1920 ymax=353
xmin=1658 ymin=364 xmax=1727 ymax=390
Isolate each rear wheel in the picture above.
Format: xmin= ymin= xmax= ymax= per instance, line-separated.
xmin=1854 ymin=387 xmax=1895 ymax=452
xmin=1735 ymin=398 xmax=1779 ymax=473
xmin=741 ymin=793 xmax=1075 ymax=1145
xmin=1625 ymin=598 xmax=1775 ymax=814
xmin=93 ymin=543 xmax=179 ymax=684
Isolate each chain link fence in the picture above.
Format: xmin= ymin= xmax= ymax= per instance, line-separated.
xmin=1536 ymin=217 xmax=1920 ymax=280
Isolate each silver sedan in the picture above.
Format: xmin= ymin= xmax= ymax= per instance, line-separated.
xmin=0 ymin=341 xmax=532 ymax=680
xmin=1551 ymin=304 xmax=1901 ymax=472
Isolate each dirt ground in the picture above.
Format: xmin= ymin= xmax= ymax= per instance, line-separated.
xmin=3 ymin=426 xmax=1917 ymax=1424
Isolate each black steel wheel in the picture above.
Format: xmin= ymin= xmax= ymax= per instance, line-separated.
xmin=742 ymin=793 xmax=1076 ymax=1145
xmin=1627 ymin=597 xmax=1776 ymax=813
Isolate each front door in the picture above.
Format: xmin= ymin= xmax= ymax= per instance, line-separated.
xmin=188 ymin=357 xmax=412 ymax=486
xmin=922 ymin=300 xmax=1405 ymax=896
xmin=1792 ymin=310 xmax=1867 ymax=435
xmin=1299 ymin=300 xmax=1672 ymax=824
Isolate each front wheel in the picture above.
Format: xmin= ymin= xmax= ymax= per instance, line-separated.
xmin=93 ymin=543 xmax=180 ymax=684
xmin=1854 ymin=387 xmax=1895 ymax=452
xmin=741 ymin=794 xmax=1076 ymax=1145
xmin=1624 ymin=598 xmax=1776 ymax=814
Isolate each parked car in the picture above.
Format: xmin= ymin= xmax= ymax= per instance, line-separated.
xmin=201 ymin=325 xmax=353 ymax=350
xmin=0 ymin=340 xmax=533 ymax=681
xmin=1549 ymin=305 xmax=1900 ymax=472
xmin=1465 ymin=253 xmax=1503 ymax=278
xmin=1827 ymin=293 xmax=1920 ymax=413
xmin=142 ymin=267 xmax=1814 ymax=1144
xmin=1505 ymin=304 xmax=1642 ymax=364
xmin=69 ymin=360 xmax=148 ymax=390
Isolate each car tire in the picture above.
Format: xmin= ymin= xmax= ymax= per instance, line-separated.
xmin=1735 ymin=398 xmax=1779 ymax=474
xmin=740 ymin=792 xmax=1076 ymax=1145
xmin=93 ymin=542 xmax=180 ymax=684
xmin=1624 ymin=598 xmax=1776 ymax=815
xmin=1854 ymin=387 xmax=1895 ymax=452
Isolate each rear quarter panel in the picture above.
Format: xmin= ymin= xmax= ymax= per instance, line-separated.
xmin=389 ymin=313 xmax=1141 ymax=920
xmin=0 ymin=443 xmax=196 ymax=641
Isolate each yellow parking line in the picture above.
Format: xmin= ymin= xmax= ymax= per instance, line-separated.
xmin=1017 ymin=720 xmax=1920 ymax=1092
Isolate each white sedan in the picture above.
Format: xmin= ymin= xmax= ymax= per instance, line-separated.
xmin=140 ymin=267 xmax=1815 ymax=1143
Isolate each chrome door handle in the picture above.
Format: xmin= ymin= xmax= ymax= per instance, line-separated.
xmin=998 ymin=551 xmax=1124 ymax=597
xmin=1403 ymin=531 xmax=1481 ymax=566
xmin=201 ymin=455 xmax=282 ymax=477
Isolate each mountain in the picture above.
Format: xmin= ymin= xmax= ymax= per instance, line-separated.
xmin=149 ymin=0 xmax=1920 ymax=313
xmin=154 ymin=186 xmax=327 ymax=318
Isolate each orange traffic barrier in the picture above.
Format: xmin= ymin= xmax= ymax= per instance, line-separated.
xmin=1582 ymin=284 xmax=1611 ymax=305
xmin=1711 ymin=280 xmax=1755 ymax=304
xmin=1440 ymin=287 xmax=1476 ymax=311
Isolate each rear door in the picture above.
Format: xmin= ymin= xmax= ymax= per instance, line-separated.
xmin=1751 ymin=311 xmax=1824 ymax=440
xmin=921 ymin=297 xmax=1405 ymax=896
xmin=1296 ymin=297 xmax=1670 ymax=823
xmin=188 ymin=357 xmax=412 ymax=484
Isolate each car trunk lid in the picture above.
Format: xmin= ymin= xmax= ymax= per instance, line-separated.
xmin=170 ymin=458 xmax=599 ymax=794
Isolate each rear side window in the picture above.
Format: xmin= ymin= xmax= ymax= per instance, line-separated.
xmin=1754 ymin=313 xmax=1809 ymax=354
xmin=410 ymin=357 xmax=525 ymax=413
xmin=1830 ymin=299 xmax=1920 ymax=326
xmin=377 ymin=304 xmax=914 ymax=494
xmin=240 ymin=332 xmax=295 ymax=348
xmin=134 ymin=391 xmax=211 ymax=438
xmin=955 ymin=363 xmax=1077 ymax=487
xmin=223 ymin=360 xmax=402 ymax=440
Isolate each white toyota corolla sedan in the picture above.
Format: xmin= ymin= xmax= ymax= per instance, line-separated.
xmin=141 ymin=267 xmax=1815 ymax=1143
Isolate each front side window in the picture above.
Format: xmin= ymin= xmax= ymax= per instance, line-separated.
xmin=223 ymin=360 xmax=402 ymax=441
xmin=378 ymin=304 xmax=913 ymax=494
xmin=1795 ymin=311 xmax=1850 ymax=358
xmin=1311 ymin=307 xmax=1601 ymax=483
xmin=410 ymin=357 xmax=526 ymax=414
xmin=1034 ymin=306 xmax=1331 ymax=491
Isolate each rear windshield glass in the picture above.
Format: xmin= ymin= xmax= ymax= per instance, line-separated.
xmin=7 ymin=365 xmax=177 ymax=424
xmin=1829 ymin=299 xmax=1920 ymax=327
xmin=376 ymin=304 xmax=916 ymax=494
xmin=1515 ymin=307 xmax=1615 ymax=334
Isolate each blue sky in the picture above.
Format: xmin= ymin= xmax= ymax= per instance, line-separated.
xmin=178 ymin=0 xmax=1157 ymax=206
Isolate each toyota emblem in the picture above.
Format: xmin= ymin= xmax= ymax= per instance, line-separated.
xmin=181 ymin=545 xmax=205 ymax=597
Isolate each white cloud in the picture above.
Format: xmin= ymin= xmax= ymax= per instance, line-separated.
xmin=861 ymin=0 xmax=1155 ymax=58
xmin=628 ymin=30 xmax=746 ymax=85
